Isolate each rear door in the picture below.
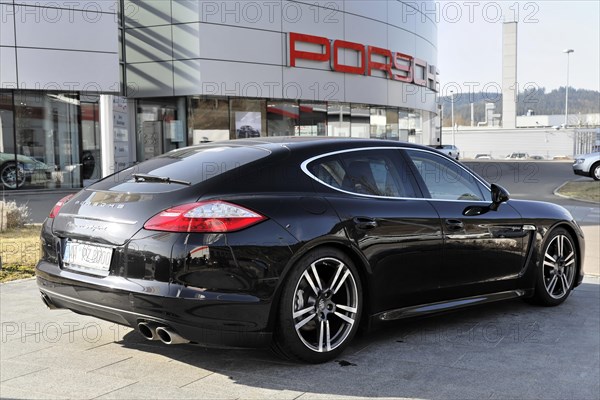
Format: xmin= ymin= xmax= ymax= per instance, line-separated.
xmin=304 ymin=148 xmax=443 ymax=314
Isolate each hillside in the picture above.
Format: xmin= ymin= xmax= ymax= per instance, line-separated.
xmin=439 ymin=87 xmax=600 ymax=126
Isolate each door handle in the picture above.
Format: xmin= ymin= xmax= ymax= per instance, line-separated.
xmin=353 ymin=217 xmax=378 ymax=230
xmin=445 ymin=219 xmax=464 ymax=231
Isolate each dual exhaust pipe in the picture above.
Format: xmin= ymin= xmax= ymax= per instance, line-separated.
xmin=40 ymin=293 xmax=188 ymax=345
xmin=137 ymin=322 xmax=189 ymax=345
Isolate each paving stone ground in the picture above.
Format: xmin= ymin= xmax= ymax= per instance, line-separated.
xmin=1 ymin=274 xmax=598 ymax=400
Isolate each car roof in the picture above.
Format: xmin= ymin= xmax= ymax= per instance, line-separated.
xmin=185 ymin=136 xmax=433 ymax=154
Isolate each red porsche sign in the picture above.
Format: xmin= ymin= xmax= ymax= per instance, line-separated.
xmin=289 ymin=32 xmax=438 ymax=91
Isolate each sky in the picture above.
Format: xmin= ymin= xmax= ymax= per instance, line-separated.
xmin=436 ymin=0 xmax=600 ymax=96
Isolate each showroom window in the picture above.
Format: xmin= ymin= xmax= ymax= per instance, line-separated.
xmin=327 ymin=103 xmax=350 ymax=136
xmin=188 ymin=96 xmax=229 ymax=144
xmin=80 ymin=101 xmax=102 ymax=183
xmin=230 ymin=99 xmax=266 ymax=139
xmin=12 ymin=92 xmax=81 ymax=190
xmin=137 ymin=97 xmax=186 ymax=161
xmin=0 ymin=92 xmax=17 ymax=190
xmin=350 ymin=105 xmax=370 ymax=138
xmin=369 ymin=107 xmax=400 ymax=140
xmin=267 ymin=101 xmax=299 ymax=136
xmin=298 ymin=102 xmax=327 ymax=136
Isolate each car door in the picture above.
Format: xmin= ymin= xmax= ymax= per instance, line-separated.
xmin=402 ymin=149 xmax=528 ymax=297
xmin=304 ymin=148 xmax=443 ymax=314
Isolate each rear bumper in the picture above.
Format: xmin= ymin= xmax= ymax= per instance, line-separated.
xmin=36 ymin=261 xmax=273 ymax=348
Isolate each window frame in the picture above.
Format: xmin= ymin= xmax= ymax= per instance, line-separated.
xmin=301 ymin=147 xmax=492 ymax=203
xmin=400 ymin=148 xmax=492 ymax=202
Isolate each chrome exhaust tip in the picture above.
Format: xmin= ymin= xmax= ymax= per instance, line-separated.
xmin=137 ymin=322 xmax=160 ymax=341
xmin=155 ymin=327 xmax=190 ymax=345
xmin=40 ymin=292 xmax=57 ymax=309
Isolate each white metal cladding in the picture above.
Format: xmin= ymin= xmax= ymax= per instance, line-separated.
xmin=0 ymin=0 xmax=119 ymax=92
xmin=123 ymin=0 xmax=438 ymax=112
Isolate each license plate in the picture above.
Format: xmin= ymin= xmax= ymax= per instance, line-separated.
xmin=63 ymin=241 xmax=113 ymax=276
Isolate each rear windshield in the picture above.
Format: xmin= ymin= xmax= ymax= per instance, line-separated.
xmin=90 ymin=145 xmax=271 ymax=192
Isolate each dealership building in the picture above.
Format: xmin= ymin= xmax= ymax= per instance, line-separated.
xmin=0 ymin=0 xmax=439 ymax=191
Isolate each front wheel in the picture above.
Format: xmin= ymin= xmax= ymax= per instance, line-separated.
xmin=272 ymin=248 xmax=362 ymax=363
xmin=529 ymin=228 xmax=577 ymax=306
xmin=591 ymin=162 xmax=600 ymax=181
xmin=0 ymin=162 xmax=26 ymax=189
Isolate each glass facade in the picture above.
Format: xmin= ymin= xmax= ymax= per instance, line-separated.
xmin=0 ymin=91 xmax=101 ymax=191
xmin=153 ymin=96 xmax=429 ymax=161
xmin=136 ymin=98 xmax=186 ymax=161
xmin=1 ymin=91 xmax=433 ymax=191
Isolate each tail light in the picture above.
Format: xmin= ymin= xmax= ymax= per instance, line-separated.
xmin=49 ymin=194 xmax=75 ymax=218
xmin=144 ymin=201 xmax=267 ymax=233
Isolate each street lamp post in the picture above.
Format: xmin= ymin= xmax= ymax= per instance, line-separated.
xmin=450 ymin=90 xmax=455 ymax=145
xmin=563 ymin=49 xmax=574 ymax=127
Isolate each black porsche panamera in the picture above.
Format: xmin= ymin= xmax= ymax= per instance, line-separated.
xmin=36 ymin=137 xmax=585 ymax=363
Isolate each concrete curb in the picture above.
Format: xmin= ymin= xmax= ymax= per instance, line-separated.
xmin=0 ymin=276 xmax=36 ymax=285
xmin=553 ymin=180 xmax=600 ymax=204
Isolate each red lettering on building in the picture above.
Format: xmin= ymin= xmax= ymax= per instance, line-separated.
xmin=392 ymin=52 xmax=413 ymax=83
xmin=289 ymin=32 xmax=330 ymax=67
xmin=288 ymin=32 xmax=437 ymax=91
xmin=333 ymin=40 xmax=366 ymax=75
xmin=367 ymin=46 xmax=393 ymax=78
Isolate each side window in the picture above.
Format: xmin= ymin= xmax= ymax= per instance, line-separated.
xmin=405 ymin=149 xmax=490 ymax=201
xmin=307 ymin=150 xmax=418 ymax=198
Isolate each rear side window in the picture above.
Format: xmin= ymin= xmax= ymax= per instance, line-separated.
xmin=92 ymin=145 xmax=271 ymax=192
xmin=306 ymin=149 xmax=419 ymax=198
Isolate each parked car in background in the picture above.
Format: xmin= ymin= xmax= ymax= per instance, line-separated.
xmin=529 ymin=155 xmax=545 ymax=160
xmin=0 ymin=153 xmax=52 ymax=189
xmin=236 ymin=125 xmax=260 ymax=139
xmin=429 ymin=144 xmax=460 ymax=160
xmin=475 ymin=154 xmax=493 ymax=160
xmin=506 ymin=152 xmax=529 ymax=160
xmin=37 ymin=138 xmax=585 ymax=363
xmin=573 ymin=152 xmax=600 ymax=181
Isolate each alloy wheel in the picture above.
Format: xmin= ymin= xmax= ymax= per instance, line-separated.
xmin=291 ymin=257 xmax=358 ymax=353
xmin=593 ymin=164 xmax=600 ymax=180
xmin=1 ymin=163 xmax=25 ymax=189
xmin=543 ymin=234 xmax=576 ymax=299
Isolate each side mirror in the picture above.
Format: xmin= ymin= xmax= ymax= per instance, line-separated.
xmin=490 ymin=184 xmax=510 ymax=211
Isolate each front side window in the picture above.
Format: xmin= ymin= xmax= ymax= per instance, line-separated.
xmin=307 ymin=149 xmax=418 ymax=198
xmin=405 ymin=149 xmax=490 ymax=201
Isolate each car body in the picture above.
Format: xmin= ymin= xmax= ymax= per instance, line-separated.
xmin=429 ymin=144 xmax=459 ymax=160
xmin=475 ymin=154 xmax=493 ymax=160
xmin=0 ymin=152 xmax=52 ymax=189
xmin=36 ymin=138 xmax=585 ymax=363
xmin=573 ymin=151 xmax=600 ymax=180
xmin=506 ymin=152 xmax=529 ymax=160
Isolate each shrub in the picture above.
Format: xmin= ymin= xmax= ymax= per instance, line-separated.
xmin=0 ymin=200 xmax=31 ymax=231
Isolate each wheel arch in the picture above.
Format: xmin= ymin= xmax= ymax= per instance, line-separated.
xmin=541 ymin=222 xmax=584 ymax=288
xmin=267 ymin=239 xmax=373 ymax=332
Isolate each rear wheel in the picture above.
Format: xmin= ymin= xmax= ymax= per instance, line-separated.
xmin=529 ymin=228 xmax=577 ymax=306
xmin=272 ymin=248 xmax=362 ymax=363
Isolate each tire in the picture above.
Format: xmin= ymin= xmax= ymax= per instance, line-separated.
xmin=0 ymin=162 xmax=26 ymax=189
xmin=591 ymin=162 xmax=600 ymax=181
xmin=272 ymin=247 xmax=362 ymax=363
xmin=529 ymin=228 xmax=577 ymax=306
